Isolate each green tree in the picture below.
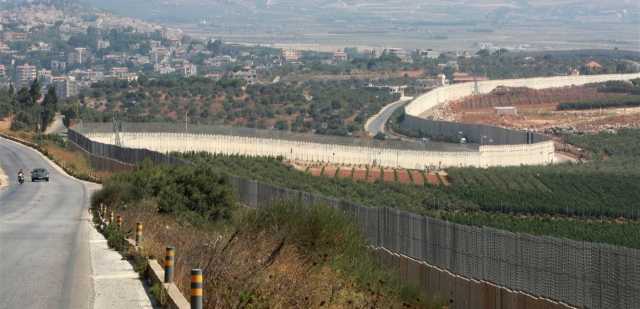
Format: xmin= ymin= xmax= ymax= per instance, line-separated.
xmin=41 ymin=86 xmax=58 ymax=131
xmin=29 ymin=79 xmax=42 ymax=105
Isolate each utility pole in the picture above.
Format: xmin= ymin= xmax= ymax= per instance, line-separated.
xmin=76 ymin=101 xmax=83 ymax=129
xmin=113 ymin=113 xmax=122 ymax=147
xmin=473 ymin=77 xmax=480 ymax=96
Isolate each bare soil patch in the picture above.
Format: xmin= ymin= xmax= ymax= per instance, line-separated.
xmin=290 ymin=161 xmax=443 ymax=186
xmin=438 ymin=86 xmax=640 ymax=133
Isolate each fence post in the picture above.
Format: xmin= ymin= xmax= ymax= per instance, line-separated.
xmin=135 ymin=222 xmax=143 ymax=246
xmin=191 ymin=269 xmax=203 ymax=309
xmin=164 ymin=246 xmax=175 ymax=283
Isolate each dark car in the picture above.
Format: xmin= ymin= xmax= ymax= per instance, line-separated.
xmin=31 ymin=168 xmax=49 ymax=182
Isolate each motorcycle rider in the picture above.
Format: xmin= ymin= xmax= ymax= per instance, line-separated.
xmin=17 ymin=169 xmax=24 ymax=183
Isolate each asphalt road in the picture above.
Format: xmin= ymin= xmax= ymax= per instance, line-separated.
xmin=44 ymin=114 xmax=67 ymax=135
xmin=0 ymin=137 xmax=93 ymax=309
xmin=364 ymin=98 xmax=479 ymax=152
xmin=364 ymin=98 xmax=411 ymax=136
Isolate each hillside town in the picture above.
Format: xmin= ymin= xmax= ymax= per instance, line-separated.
xmin=1 ymin=2 xmax=640 ymax=309
xmin=4 ymin=4 xmax=636 ymax=106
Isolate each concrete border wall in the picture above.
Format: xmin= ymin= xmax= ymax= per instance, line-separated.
xmin=397 ymin=73 xmax=640 ymax=163
xmin=84 ymin=131 xmax=554 ymax=169
xmin=405 ymin=73 xmax=640 ymax=117
xmin=400 ymin=114 xmax=549 ymax=145
xmin=68 ymin=129 xmax=640 ymax=309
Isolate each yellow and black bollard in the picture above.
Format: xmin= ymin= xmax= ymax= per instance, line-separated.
xmin=164 ymin=246 xmax=175 ymax=283
xmin=135 ymin=222 xmax=143 ymax=246
xmin=190 ymin=269 xmax=203 ymax=309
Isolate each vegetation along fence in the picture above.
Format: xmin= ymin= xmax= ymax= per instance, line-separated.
xmin=68 ymin=129 xmax=639 ymax=309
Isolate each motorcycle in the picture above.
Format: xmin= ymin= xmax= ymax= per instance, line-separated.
xmin=18 ymin=173 xmax=24 ymax=185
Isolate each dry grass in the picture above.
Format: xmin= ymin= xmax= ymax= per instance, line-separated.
xmin=41 ymin=141 xmax=103 ymax=178
xmin=0 ymin=117 xmax=11 ymax=132
xmin=115 ymin=203 xmax=434 ymax=308
xmin=0 ymin=125 xmax=112 ymax=181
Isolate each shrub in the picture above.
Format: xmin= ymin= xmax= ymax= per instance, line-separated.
xmin=92 ymin=162 xmax=236 ymax=222
xmin=557 ymin=95 xmax=640 ymax=110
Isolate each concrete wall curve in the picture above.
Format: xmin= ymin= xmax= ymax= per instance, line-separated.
xmin=406 ymin=73 xmax=640 ymax=118
xmin=84 ymin=132 xmax=555 ymax=169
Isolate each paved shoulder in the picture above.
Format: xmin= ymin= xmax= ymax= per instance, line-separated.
xmin=89 ymin=225 xmax=154 ymax=309
xmin=0 ymin=137 xmax=153 ymax=309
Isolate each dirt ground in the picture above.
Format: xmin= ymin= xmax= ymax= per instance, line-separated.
xmin=289 ymin=161 xmax=447 ymax=186
xmin=438 ymin=86 xmax=640 ymax=133
xmin=0 ymin=117 xmax=11 ymax=132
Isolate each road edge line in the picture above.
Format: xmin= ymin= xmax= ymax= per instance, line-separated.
xmin=0 ymin=161 xmax=7 ymax=189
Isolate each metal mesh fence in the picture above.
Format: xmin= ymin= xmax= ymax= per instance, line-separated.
xmin=68 ymin=128 xmax=639 ymax=309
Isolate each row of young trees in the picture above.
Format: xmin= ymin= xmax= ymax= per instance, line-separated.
xmin=558 ymin=80 xmax=640 ymax=111
xmin=0 ymin=80 xmax=58 ymax=132
xmin=177 ymin=150 xmax=640 ymax=249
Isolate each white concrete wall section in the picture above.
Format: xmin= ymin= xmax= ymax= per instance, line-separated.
xmin=479 ymin=141 xmax=555 ymax=167
xmin=406 ymin=73 xmax=640 ymax=117
xmin=86 ymin=132 xmax=555 ymax=169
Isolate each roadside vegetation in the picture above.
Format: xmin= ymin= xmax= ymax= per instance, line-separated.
xmin=92 ymin=163 xmax=436 ymax=308
xmin=0 ymin=122 xmax=104 ymax=181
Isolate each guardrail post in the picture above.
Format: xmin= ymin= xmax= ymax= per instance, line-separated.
xmin=191 ymin=269 xmax=203 ymax=309
xmin=135 ymin=222 xmax=143 ymax=246
xmin=164 ymin=246 xmax=175 ymax=283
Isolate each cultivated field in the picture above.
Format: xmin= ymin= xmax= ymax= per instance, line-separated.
xmin=289 ymin=161 xmax=448 ymax=186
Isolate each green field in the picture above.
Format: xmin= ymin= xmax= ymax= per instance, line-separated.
xmin=177 ymin=129 xmax=640 ymax=249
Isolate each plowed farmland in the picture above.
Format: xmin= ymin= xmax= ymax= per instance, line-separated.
xmin=297 ymin=162 xmax=446 ymax=186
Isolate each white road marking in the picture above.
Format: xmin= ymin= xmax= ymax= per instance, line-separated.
xmin=93 ymin=273 xmax=140 ymax=280
xmin=0 ymin=161 xmax=8 ymax=189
